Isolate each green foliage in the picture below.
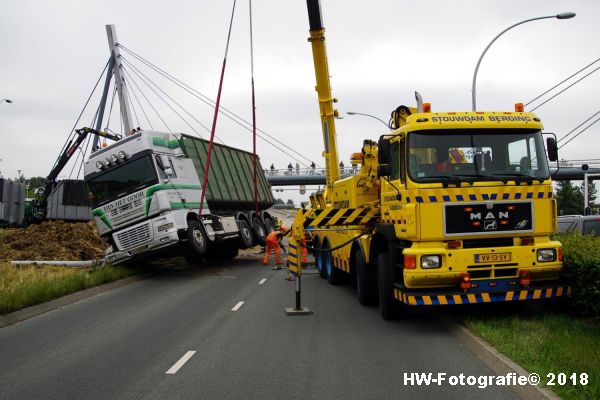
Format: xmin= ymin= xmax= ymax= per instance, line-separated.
xmin=554 ymin=233 xmax=600 ymax=318
xmin=463 ymin=309 xmax=599 ymax=400
xmin=0 ymin=263 xmax=137 ymax=315
xmin=26 ymin=176 xmax=46 ymax=198
xmin=555 ymin=180 xmax=583 ymax=215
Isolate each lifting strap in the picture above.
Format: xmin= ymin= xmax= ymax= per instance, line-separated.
xmin=199 ymin=0 xmax=238 ymax=216
xmin=249 ymin=0 xmax=259 ymax=214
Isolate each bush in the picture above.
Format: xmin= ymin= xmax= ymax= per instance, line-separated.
xmin=553 ymin=233 xmax=600 ymax=318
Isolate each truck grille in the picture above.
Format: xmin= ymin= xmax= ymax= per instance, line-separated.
xmin=114 ymin=222 xmax=151 ymax=250
xmin=445 ymin=202 xmax=532 ymax=235
xmin=108 ymin=198 xmax=144 ymax=225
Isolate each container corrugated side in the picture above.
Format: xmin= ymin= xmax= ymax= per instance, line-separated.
xmin=178 ymin=134 xmax=274 ymax=211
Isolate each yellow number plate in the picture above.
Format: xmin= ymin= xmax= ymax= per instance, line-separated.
xmin=474 ymin=252 xmax=511 ymax=263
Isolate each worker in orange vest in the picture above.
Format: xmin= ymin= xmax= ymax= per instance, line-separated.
xmin=301 ymin=230 xmax=312 ymax=264
xmin=263 ymin=230 xmax=285 ymax=268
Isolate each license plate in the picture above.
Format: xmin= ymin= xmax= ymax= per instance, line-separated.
xmin=131 ymin=245 xmax=148 ymax=255
xmin=474 ymin=252 xmax=511 ymax=263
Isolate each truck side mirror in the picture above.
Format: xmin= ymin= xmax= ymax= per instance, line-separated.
xmin=159 ymin=155 xmax=176 ymax=177
xmin=378 ymin=138 xmax=391 ymax=164
xmin=546 ymin=137 xmax=558 ymax=162
xmin=378 ymin=164 xmax=391 ymax=178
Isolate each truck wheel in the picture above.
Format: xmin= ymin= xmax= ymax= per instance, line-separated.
xmin=317 ymin=240 xmax=329 ymax=279
xmin=326 ymin=248 xmax=344 ymax=285
xmin=264 ymin=217 xmax=275 ymax=234
xmin=184 ymin=219 xmax=207 ymax=264
xmin=376 ymin=252 xmax=403 ymax=320
xmin=238 ymin=220 xmax=254 ymax=249
xmin=355 ymin=250 xmax=377 ymax=305
xmin=252 ymin=217 xmax=267 ymax=246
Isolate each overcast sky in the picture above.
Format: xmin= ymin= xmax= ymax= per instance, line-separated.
xmin=1 ymin=0 xmax=598 ymax=201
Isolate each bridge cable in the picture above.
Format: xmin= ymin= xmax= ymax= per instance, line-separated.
xmin=123 ymin=69 xmax=154 ymax=130
xmin=51 ymin=60 xmax=110 ymax=174
xmin=558 ymin=116 xmax=600 ymax=150
xmin=557 ymin=109 xmax=600 ymax=143
xmin=117 ymin=43 xmax=319 ymax=167
xmin=121 ymin=65 xmax=172 ymax=132
xmin=121 ymin=56 xmax=226 ymax=142
xmin=525 ymin=56 xmax=600 ymax=108
xmin=529 ymin=63 xmax=600 ymax=112
xmin=122 ymin=59 xmax=209 ymax=140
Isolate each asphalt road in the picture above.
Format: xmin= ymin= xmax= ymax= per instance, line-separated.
xmin=0 ymin=255 xmax=518 ymax=400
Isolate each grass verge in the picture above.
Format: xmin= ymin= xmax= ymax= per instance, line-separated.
xmin=0 ymin=262 xmax=138 ymax=315
xmin=460 ymin=304 xmax=599 ymax=400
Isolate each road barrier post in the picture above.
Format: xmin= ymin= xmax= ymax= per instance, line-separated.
xmin=285 ymin=210 xmax=313 ymax=316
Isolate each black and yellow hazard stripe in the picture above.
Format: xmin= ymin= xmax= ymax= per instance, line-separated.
xmin=332 ymin=254 xmax=350 ymax=273
xmin=402 ymin=187 xmax=553 ymax=204
xmin=393 ymin=286 xmax=571 ymax=306
xmin=288 ymin=242 xmax=300 ymax=276
xmin=302 ymin=207 xmax=379 ymax=228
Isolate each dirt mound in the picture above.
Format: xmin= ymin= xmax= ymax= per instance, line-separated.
xmin=0 ymin=221 xmax=105 ymax=262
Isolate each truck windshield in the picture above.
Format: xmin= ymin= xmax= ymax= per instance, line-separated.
xmin=86 ymin=155 xmax=158 ymax=208
xmin=407 ymin=129 xmax=550 ymax=183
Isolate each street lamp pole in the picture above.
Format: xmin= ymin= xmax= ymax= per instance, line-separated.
xmin=471 ymin=12 xmax=575 ymax=111
xmin=347 ymin=111 xmax=391 ymax=131
xmin=0 ymin=98 xmax=13 ymax=104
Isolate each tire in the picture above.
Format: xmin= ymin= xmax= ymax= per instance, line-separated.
xmin=184 ymin=219 xmax=207 ymax=264
xmin=355 ymin=250 xmax=377 ymax=305
xmin=316 ymin=239 xmax=328 ymax=279
xmin=264 ymin=217 xmax=275 ymax=234
xmin=327 ymin=248 xmax=344 ymax=285
xmin=252 ymin=216 xmax=267 ymax=246
xmin=238 ymin=220 xmax=254 ymax=249
xmin=376 ymin=252 xmax=403 ymax=320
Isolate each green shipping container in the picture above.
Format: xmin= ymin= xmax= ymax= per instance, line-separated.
xmin=179 ymin=134 xmax=274 ymax=211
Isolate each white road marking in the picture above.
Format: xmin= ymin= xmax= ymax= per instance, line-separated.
xmin=231 ymin=301 xmax=245 ymax=311
xmin=258 ymin=278 xmax=267 ymax=285
xmin=166 ymin=351 xmax=196 ymax=375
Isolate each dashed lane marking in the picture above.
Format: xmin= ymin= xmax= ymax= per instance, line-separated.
xmin=259 ymin=278 xmax=267 ymax=285
xmin=231 ymin=301 xmax=245 ymax=311
xmin=166 ymin=351 xmax=196 ymax=375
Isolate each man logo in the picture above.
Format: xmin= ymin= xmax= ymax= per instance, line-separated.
xmin=484 ymin=219 xmax=498 ymax=230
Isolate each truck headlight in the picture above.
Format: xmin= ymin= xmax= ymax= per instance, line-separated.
xmin=117 ymin=151 xmax=128 ymax=161
xmin=421 ymin=255 xmax=441 ymax=269
xmin=106 ymin=244 xmax=114 ymax=254
xmin=158 ymin=222 xmax=174 ymax=232
xmin=537 ymin=249 xmax=556 ymax=262
xmin=110 ymin=154 xmax=119 ymax=164
xmin=96 ymin=161 xmax=104 ymax=170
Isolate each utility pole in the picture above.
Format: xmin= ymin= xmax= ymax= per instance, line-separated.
xmin=106 ymin=25 xmax=134 ymax=136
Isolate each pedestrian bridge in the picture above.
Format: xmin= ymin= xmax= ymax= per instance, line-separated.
xmin=265 ymin=160 xmax=600 ymax=186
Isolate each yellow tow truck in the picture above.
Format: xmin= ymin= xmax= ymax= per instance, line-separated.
xmin=287 ymin=0 xmax=570 ymax=319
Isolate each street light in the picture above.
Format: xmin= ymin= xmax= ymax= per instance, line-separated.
xmin=471 ymin=12 xmax=576 ymax=111
xmin=0 ymin=98 xmax=13 ymax=104
xmin=347 ymin=111 xmax=391 ymax=131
